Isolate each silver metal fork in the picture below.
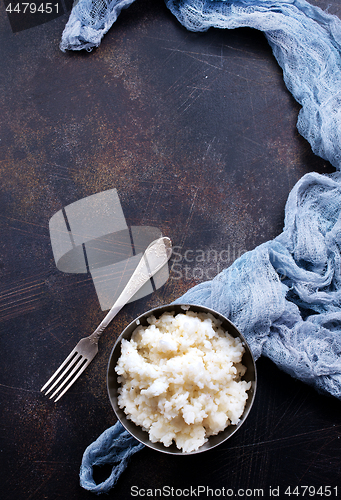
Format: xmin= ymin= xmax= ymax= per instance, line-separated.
xmin=41 ymin=236 xmax=172 ymax=402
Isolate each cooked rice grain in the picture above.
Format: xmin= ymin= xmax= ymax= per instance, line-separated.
xmin=115 ymin=311 xmax=250 ymax=453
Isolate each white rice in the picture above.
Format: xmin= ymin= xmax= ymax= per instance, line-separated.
xmin=115 ymin=310 xmax=251 ymax=453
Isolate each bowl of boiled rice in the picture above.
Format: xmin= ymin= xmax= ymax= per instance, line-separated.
xmin=107 ymin=303 xmax=257 ymax=454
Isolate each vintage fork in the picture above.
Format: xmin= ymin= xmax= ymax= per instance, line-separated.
xmin=41 ymin=236 xmax=172 ymax=402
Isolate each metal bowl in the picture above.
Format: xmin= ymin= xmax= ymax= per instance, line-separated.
xmin=107 ymin=303 xmax=257 ymax=454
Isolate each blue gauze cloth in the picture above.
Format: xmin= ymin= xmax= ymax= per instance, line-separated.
xmin=65 ymin=0 xmax=341 ymax=494
xmin=79 ymin=423 xmax=144 ymax=493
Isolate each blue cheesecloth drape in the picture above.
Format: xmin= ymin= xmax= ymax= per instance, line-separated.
xmin=59 ymin=0 xmax=341 ymax=493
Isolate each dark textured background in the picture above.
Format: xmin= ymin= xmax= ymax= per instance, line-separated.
xmin=0 ymin=1 xmax=340 ymax=498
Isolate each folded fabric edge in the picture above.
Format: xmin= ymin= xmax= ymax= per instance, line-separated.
xmin=79 ymin=421 xmax=144 ymax=493
xmin=60 ymin=0 xmax=137 ymax=52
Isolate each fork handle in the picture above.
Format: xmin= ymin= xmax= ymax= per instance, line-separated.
xmin=87 ymin=237 xmax=172 ymax=344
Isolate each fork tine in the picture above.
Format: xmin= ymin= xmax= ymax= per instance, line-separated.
xmin=43 ymin=352 xmax=82 ymax=397
xmin=52 ymin=358 xmax=92 ymax=402
xmin=48 ymin=355 xmax=86 ymax=400
xmin=41 ymin=348 xmax=79 ymax=393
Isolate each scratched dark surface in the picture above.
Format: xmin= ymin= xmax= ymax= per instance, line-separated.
xmin=1 ymin=0 xmax=341 ymax=498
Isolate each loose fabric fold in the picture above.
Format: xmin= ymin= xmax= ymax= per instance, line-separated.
xmin=60 ymin=0 xmax=136 ymax=52
xmin=176 ymin=171 xmax=341 ymax=399
xmin=80 ymin=422 xmax=144 ymax=493
xmin=65 ymin=0 xmax=341 ymax=493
